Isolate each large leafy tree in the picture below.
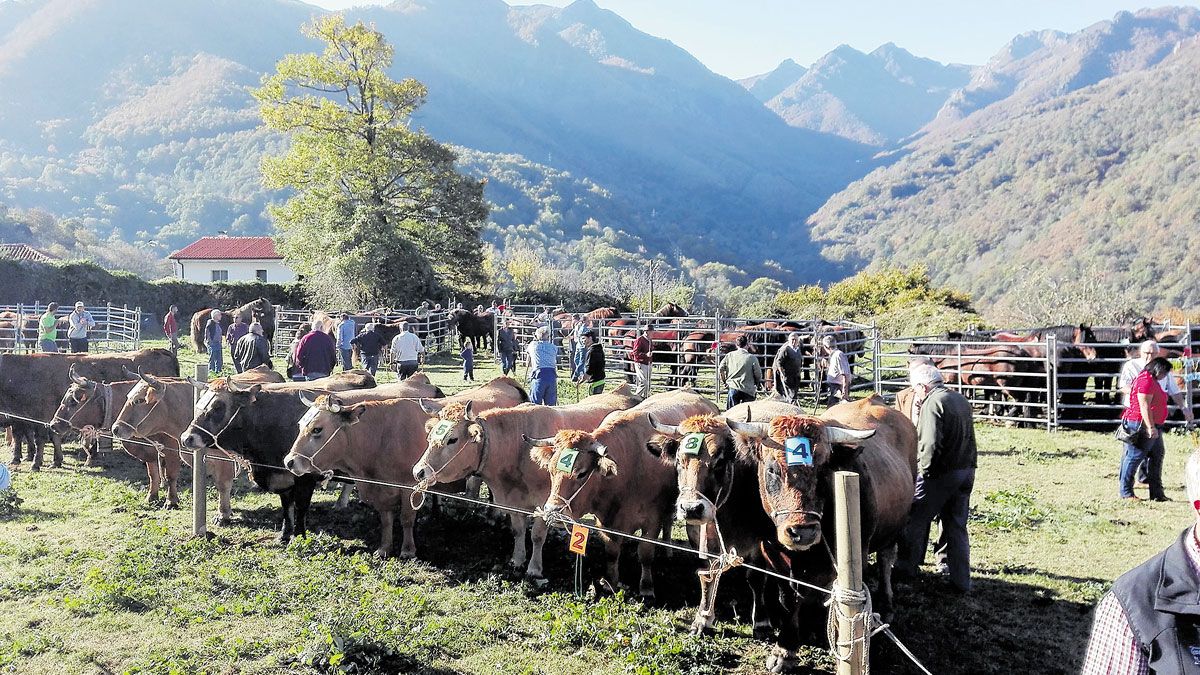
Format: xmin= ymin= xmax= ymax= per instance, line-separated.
xmin=253 ymin=15 xmax=488 ymax=307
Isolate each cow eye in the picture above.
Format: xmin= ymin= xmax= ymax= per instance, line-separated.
xmin=311 ymin=427 xmax=323 ymax=436
xmin=446 ymin=437 xmax=458 ymax=445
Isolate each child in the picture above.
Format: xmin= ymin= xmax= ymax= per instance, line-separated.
xmin=461 ymin=340 xmax=475 ymax=382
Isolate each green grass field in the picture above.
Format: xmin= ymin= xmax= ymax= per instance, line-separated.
xmin=0 ymin=340 xmax=1193 ymax=673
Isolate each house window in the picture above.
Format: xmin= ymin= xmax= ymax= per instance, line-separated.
xmin=256 ymin=269 xmax=267 ymax=282
xmin=211 ymin=270 xmax=229 ymax=282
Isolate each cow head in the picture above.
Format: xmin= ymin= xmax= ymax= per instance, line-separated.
xmin=50 ymin=365 xmax=100 ymax=435
xmin=728 ymin=415 xmax=874 ymax=552
xmin=527 ymin=429 xmax=617 ymax=515
xmin=180 ymin=379 xmax=261 ymax=450
xmin=412 ymin=400 xmax=484 ymax=486
xmin=113 ymin=372 xmax=171 ymax=440
xmin=645 ymin=413 xmax=746 ymax=524
xmin=282 ymin=392 xmax=367 ymax=477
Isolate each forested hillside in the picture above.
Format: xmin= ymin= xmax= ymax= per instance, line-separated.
xmin=0 ymin=0 xmax=868 ymax=284
xmin=809 ymin=33 xmax=1200 ymax=309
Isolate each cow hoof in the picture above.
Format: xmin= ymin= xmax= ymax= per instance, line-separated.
xmin=765 ymin=647 xmax=797 ymax=673
xmin=164 ymin=502 xmax=180 ymax=511
xmin=212 ymin=514 xmax=229 ymax=526
xmin=752 ymin=623 xmax=774 ymax=641
xmin=688 ymin=619 xmax=711 ymax=636
xmin=524 ymin=575 xmax=549 ymax=589
xmin=51 ymin=462 xmax=62 ymax=469
xmin=639 ymin=591 xmax=656 ymax=604
xmin=31 ymin=465 xmax=41 ymax=472
xmin=398 ymin=549 xmax=416 ymax=560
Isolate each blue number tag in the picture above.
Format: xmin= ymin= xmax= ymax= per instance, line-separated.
xmin=555 ymin=449 xmax=579 ymax=473
xmin=681 ymin=433 xmax=705 ymax=457
xmin=785 ymin=437 xmax=812 ymax=467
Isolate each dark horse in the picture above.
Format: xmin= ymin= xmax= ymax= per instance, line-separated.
xmin=447 ymin=309 xmax=494 ymax=351
xmin=1084 ymin=318 xmax=1157 ymax=406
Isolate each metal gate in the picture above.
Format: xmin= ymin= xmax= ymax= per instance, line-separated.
xmin=0 ymin=302 xmax=141 ymax=353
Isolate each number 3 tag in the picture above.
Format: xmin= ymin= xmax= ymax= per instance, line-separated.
xmin=430 ymin=420 xmax=454 ymax=442
xmin=555 ymin=449 xmax=579 ymax=474
xmin=569 ymin=524 xmax=589 ymax=555
xmin=785 ymin=437 xmax=813 ymax=467
xmin=681 ymin=433 xmax=705 ymax=457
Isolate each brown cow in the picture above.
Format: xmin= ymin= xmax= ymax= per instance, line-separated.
xmin=190 ymin=298 xmax=276 ymax=352
xmin=413 ymin=384 xmax=642 ymax=578
xmin=0 ymin=349 xmax=179 ymax=469
xmin=65 ymin=366 xmax=283 ymax=515
xmin=283 ymin=377 xmax=527 ymax=557
xmin=727 ymin=397 xmax=916 ymax=672
xmin=528 ymin=389 xmax=718 ymax=600
xmin=644 ymin=399 xmax=804 ymax=637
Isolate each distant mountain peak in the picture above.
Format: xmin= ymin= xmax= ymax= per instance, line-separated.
xmin=738 ymin=57 xmax=807 ymax=101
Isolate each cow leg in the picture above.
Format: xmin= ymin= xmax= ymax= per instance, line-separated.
xmin=145 ymin=457 xmax=162 ymax=505
xmin=50 ymin=430 xmax=63 ymax=469
xmin=766 ymin=589 xmax=801 ymax=673
xmin=335 ymin=483 xmax=354 ymax=509
xmin=397 ymin=492 xmax=416 ymax=558
xmin=637 ymin=532 xmax=659 ymax=601
xmin=690 ymin=571 xmax=716 ymax=635
xmin=208 ymin=454 xmax=235 ymax=525
xmin=750 ymin=575 xmax=774 ymax=640
xmin=375 ymin=506 xmax=395 ymax=558
xmin=31 ymin=430 xmax=44 ymax=471
xmin=8 ymin=427 xmax=19 ymax=465
xmin=600 ymin=537 xmax=622 ymax=596
xmin=525 ymin=516 xmax=548 ymax=580
xmin=162 ymin=451 xmax=181 ymax=510
xmin=508 ymin=512 xmax=529 ymax=570
xmin=277 ymin=489 xmax=297 ymax=543
xmin=464 ymin=475 xmax=482 ymax=500
xmin=877 ymin=544 xmax=897 ymax=623
xmin=292 ymin=481 xmax=314 ymax=538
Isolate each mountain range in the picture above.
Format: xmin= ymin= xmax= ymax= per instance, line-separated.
xmin=1 ymin=0 xmax=1199 ymax=309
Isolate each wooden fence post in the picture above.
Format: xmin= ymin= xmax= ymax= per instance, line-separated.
xmin=834 ymin=471 xmax=866 ymax=675
xmin=192 ymin=363 xmax=209 ymax=537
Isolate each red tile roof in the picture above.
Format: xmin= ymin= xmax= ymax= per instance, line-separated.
xmin=0 ymin=243 xmax=57 ymax=263
xmin=169 ymin=236 xmax=282 ymax=260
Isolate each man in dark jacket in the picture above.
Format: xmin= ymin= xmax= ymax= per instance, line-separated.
xmin=574 ymin=330 xmax=606 ymax=395
xmin=496 ymin=321 xmax=518 ymax=376
xmin=772 ymin=332 xmax=805 ymax=404
xmin=294 ymin=319 xmax=337 ymax=380
xmin=894 ymin=363 xmax=977 ymax=593
xmin=1082 ymin=450 xmax=1200 ymax=673
xmin=350 ymin=323 xmax=386 ymax=375
xmin=232 ymin=323 xmax=273 ymax=373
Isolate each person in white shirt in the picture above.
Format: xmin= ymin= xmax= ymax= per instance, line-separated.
xmin=67 ymin=301 xmax=96 ymax=353
xmin=820 ymin=335 xmax=852 ymax=405
xmin=390 ymin=322 xmax=424 ymax=380
xmin=1119 ymin=339 xmax=1195 ymax=485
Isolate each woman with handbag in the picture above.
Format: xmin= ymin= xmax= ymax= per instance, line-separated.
xmin=1118 ymin=357 xmax=1174 ymax=502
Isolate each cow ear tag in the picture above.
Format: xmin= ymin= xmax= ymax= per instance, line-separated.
xmin=194 ymin=390 xmax=216 ymax=415
xmin=555 ymin=449 xmax=579 ymax=473
xmin=430 ymin=420 xmax=454 ymax=442
xmin=785 ymin=437 xmax=813 ymax=467
xmin=298 ymin=406 xmax=320 ymax=429
xmin=681 ymin=433 xmax=705 ymax=457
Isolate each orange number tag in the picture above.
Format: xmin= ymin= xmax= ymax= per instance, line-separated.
xmin=569 ymin=524 xmax=589 ymax=555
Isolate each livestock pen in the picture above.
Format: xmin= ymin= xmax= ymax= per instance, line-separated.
xmin=270 ymin=305 xmax=454 ymax=366
xmin=0 ymin=302 xmax=141 ymax=353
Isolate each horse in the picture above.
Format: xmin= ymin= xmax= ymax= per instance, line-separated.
xmin=190 ymin=298 xmax=275 ymax=352
xmin=447 ymin=308 xmax=494 ymax=352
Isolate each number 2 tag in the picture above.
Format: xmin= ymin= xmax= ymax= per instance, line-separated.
xmin=681 ymin=433 xmax=705 ymax=457
xmin=555 ymin=449 xmax=579 ymax=474
xmin=430 ymin=420 xmax=454 ymax=443
xmin=785 ymin=437 xmax=812 ymax=467
xmin=569 ymin=524 xmax=589 ymax=555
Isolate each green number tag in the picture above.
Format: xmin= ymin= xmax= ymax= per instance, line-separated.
xmin=555 ymin=449 xmax=579 ymax=474
xmin=681 ymin=433 xmax=705 ymax=457
xmin=430 ymin=420 xmax=454 ymax=442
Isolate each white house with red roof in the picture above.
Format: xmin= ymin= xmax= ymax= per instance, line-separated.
xmin=168 ymin=235 xmax=296 ymax=283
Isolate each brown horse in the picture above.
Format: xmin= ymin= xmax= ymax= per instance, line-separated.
xmin=190 ymin=298 xmax=275 ymax=352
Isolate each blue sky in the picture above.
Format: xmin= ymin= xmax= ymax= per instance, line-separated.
xmin=307 ymin=1 xmax=1200 ymax=78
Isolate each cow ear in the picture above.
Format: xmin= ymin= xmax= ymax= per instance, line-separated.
xmin=467 ymin=423 xmax=484 ymax=444
xmin=344 ymin=404 xmax=368 ymax=425
xmin=597 ymin=456 xmax=618 ymax=477
xmin=646 ymin=438 xmax=679 ymax=464
xmin=831 ymin=442 xmax=865 ymax=465
xmin=237 ymin=383 xmax=263 ymax=401
xmin=528 ymin=443 xmax=555 ymax=469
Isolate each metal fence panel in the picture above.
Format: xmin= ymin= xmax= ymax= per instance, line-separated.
xmin=0 ymin=302 xmax=141 ymax=353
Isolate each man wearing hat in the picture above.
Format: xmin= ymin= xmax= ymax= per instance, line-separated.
xmin=574 ymin=329 xmax=606 ymax=395
xmin=67 ymin=301 xmax=96 ymax=353
xmin=204 ymin=310 xmax=224 ymax=373
xmin=526 ymin=326 xmax=560 ymax=405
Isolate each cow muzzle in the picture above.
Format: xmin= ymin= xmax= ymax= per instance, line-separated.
xmin=49 ymin=419 xmax=72 ymax=436
xmin=780 ymin=522 xmax=822 ymax=551
xmin=180 ymin=429 xmax=206 ymax=450
xmin=675 ymin=499 xmax=712 ymax=524
xmin=111 ymin=421 xmax=135 ymax=441
xmin=283 ymin=452 xmax=314 ymax=477
xmin=412 ymin=461 xmax=434 ymax=484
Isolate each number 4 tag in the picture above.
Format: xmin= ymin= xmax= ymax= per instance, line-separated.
xmin=569 ymin=524 xmax=589 ymax=555
xmin=555 ymin=449 xmax=579 ymax=474
xmin=785 ymin=437 xmax=813 ymax=467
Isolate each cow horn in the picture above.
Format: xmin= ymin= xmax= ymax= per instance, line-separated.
xmin=647 ymin=414 xmax=679 ymax=437
xmin=522 ymin=434 xmax=556 ymax=447
xmin=825 ymin=427 xmax=876 ymax=444
xmin=69 ymin=364 xmax=88 ymax=386
xmin=725 ymin=420 xmax=769 ymax=438
xmin=418 ymin=399 xmax=440 ymax=415
xmin=122 ymin=366 xmax=139 ymax=380
xmin=186 ymin=376 xmax=208 ymax=391
xmin=298 ymin=391 xmax=318 ymax=408
xmin=140 ymin=371 xmax=166 ymax=389
xmin=462 ymin=400 xmax=475 ymax=421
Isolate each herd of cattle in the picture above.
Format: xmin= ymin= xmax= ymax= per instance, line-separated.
xmin=2 ymin=346 xmax=917 ymax=672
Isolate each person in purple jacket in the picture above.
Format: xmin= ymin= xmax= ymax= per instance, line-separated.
xmin=294 ymin=317 xmax=337 ymax=381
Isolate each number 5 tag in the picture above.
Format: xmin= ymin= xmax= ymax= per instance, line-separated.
xmin=569 ymin=524 xmax=589 ymax=555
xmin=785 ymin=437 xmax=812 ymax=467
xmin=681 ymin=433 xmax=705 ymax=457
xmin=430 ymin=420 xmax=454 ymax=443
xmin=555 ymin=449 xmax=579 ymax=474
